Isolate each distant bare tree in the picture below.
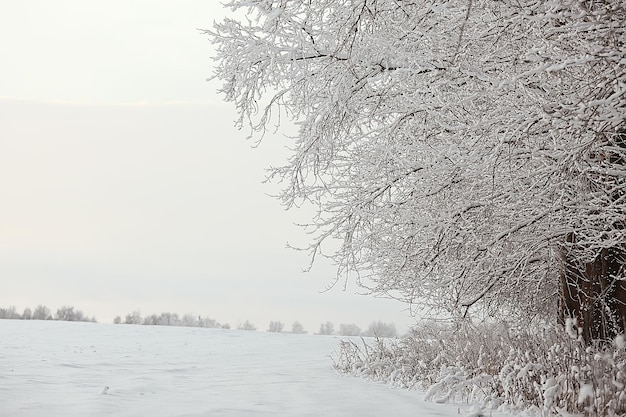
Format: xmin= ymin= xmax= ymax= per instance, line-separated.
xmin=124 ymin=311 xmax=142 ymax=325
xmin=238 ymin=320 xmax=256 ymax=331
xmin=113 ymin=316 xmax=122 ymax=324
xmin=339 ymin=323 xmax=361 ymax=337
xmin=0 ymin=306 xmax=20 ymax=319
xmin=157 ymin=312 xmax=171 ymax=326
xmin=291 ymin=321 xmax=306 ymax=334
xmin=55 ymin=306 xmax=85 ymax=322
xmin=198 ymin=316 xmax=220 ymax=328
xmin=143 ymin=314 xmax=159 ymax=326
xmin=32 ymin=305 xmax=51 ymax=320
xmin=268 ymin=321 xmax=284 ymax=333
xmin=318 ymin=321 xmax=335 ymax=335
xmin=22 ymin=307 xmax=32 ymax=320
xmin=364 ymin=321 xmax=397 ymax=338
xmin=182 ymin=314 xmax=199 ymax=327
xmin=157 ymin=312 xmax=181 ymax=326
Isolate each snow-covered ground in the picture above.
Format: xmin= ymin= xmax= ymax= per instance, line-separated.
xmin=1 ymin=320 xmax=491 ymax=416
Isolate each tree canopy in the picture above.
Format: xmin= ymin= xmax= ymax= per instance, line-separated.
xmin=209 ymin=0 xmax=625 ymax=336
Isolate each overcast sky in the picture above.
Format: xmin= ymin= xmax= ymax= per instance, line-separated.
xmin=0 ymin=1 xmax=415 ymax=332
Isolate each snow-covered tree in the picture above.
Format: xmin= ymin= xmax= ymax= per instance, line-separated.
xmin=209 ymin=0 xmax=625 ymax=341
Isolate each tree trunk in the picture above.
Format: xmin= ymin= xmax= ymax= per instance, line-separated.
xmin=560 ymin=130 xmax=626 ymax=343
xmin=560 ymin=237 xmax=626 ymax=344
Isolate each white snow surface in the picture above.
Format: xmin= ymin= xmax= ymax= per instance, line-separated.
xmin=1 ymin=320 xmax=499 ymax=416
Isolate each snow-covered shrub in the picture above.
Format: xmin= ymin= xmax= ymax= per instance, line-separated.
xmin=333 ymin=324 xmax=626 ymax=416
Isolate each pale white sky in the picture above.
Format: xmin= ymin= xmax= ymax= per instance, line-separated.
xmin=0 ymin=0 xmax=415 ymax=332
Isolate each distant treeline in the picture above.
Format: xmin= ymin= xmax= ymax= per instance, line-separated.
xmin=0 ymin=305 xmax=398 ymax=337
xmin=114 ymin=311 xmax=398 ymax=337
xmin=317 ymin=321 xmax=398 ymax=338
xmin=113 ymin=310 xmax=231 ymax=329
xmin=0 ymin=305 xmax=96 ymax=323
xmin=241 ymin=319 xmax=398 ymax=337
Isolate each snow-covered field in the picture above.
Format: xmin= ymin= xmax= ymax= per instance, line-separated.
xmin=1 ymin=320 xmax=484 ymax=416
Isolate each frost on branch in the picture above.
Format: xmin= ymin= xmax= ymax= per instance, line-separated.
xmin=208 ymin=0 xmax=626 ymax=335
